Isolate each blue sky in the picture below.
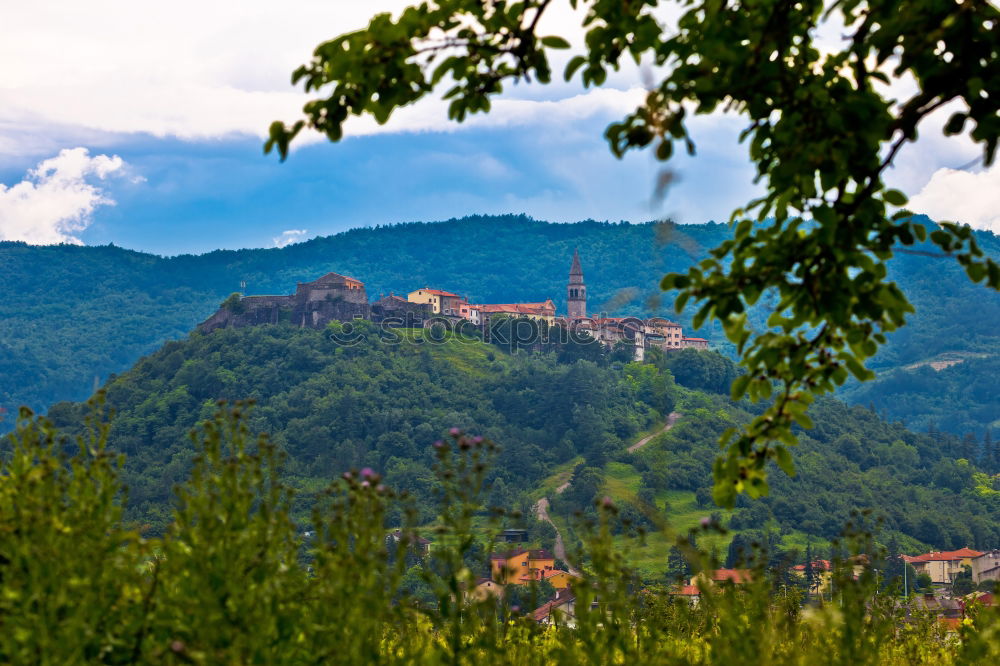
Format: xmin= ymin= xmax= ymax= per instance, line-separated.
xmin=0 ymin=113 xmax=761 ymax=256
xmin=1 ymin=1 xmax=996 ymax=255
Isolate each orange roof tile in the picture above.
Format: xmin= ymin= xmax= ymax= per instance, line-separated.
xmin=478 ymin=300 xmax=555 ymax=315
xmin=531 ymin=591 xmax=575 ymax=622
xmin=712 ymin=569 xmax=752 ymax=583
xmin=415 ymin=288 xmax=461 ymax=297
xmin=903 ymin=548 xmax=984 ymax=563
xmin=792 ymin=559 xmax=832 ymax=572
xmin=519 ymin=569 xmax=574 ymax=582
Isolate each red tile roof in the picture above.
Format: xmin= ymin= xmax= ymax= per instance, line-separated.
xmin=519 ymin=569 xmax=575 ymax=582
xmin=683 ymin=337 xmax=709 ymax=342
xmin=792 ymin=559 xmax=833 ymax=572
xmin=673 ymin=585 xmax=701 ymax=596
xmin=416 ymin=288 xmax=460 ymax=297
xmin=902 ymin=548 xmax=984 ymax=563
xmin=532 ymin=590 xmax=575 ymax=622
xmin=711 ymin=569 xmax=752 ymax=584
xmin=478 ymin=300 xmax=555 ymax=316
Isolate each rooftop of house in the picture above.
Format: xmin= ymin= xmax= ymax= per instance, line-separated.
xmin=792 ymin=559 xmax=833 ymax=572
xmin=672 ymin=584 xmax=701 ymax=596
xmin=303 ymin=271 xmax=363 ymax=286
xmin=490 ymin=548 xmax=555 ymax=561
xmin=519 ymin=569 xmax=574 ymax=583
xmin=683 ymin=336 xmax=709 ymax=342
xmin=478 ymin=300 xmax=555 ymax=315
xmin=902 ymin=548 xmax=984 ymax=563
xmin=412 ymin=288 xmax=461 ymax=297
xmin=710 ymin=568 xmax=753 ymax=584
xmin=647 ymin=317 xmax=681 ymax=326
xmin=532 ymin=589 xmax=576 ymax=622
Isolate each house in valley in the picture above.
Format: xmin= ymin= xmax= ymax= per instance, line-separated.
xmin=490 ymin=549 xmax=576 ymax=588
xmin=970 ymin=550 xmax=1000 ymax=584
xmin=902 ymin=548 xmax=984 ymax=585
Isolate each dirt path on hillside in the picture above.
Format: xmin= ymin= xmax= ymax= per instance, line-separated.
xmin=534 ymin=497 xmax=581 ymax=576
xmin=628 ymin=411 xmax=682 ymax=453
xmin=531 ymin=412 xmax=681 ymax=577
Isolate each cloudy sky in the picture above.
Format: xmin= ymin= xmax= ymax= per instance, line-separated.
xmin=1 ymin=1 xmax=995 ymax=255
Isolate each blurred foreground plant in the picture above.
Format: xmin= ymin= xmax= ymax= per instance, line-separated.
xmin=2 ymin=401 xmax=999 ymax=664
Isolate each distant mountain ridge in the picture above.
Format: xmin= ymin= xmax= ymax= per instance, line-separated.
xmin=1 ymin=214 xmax=997 ymax=433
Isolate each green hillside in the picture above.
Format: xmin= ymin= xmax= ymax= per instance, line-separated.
xmin=2 ymin=215 xmax=998 ymax=436
xmin=41 ymin=324 xmax=1000 ymax=573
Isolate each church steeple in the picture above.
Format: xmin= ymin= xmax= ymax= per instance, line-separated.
xmin=567 ymin=248 xmax=587 ymax=319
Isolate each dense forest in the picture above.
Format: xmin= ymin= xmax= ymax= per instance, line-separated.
xmin=2 ymin=215 xmax=998 ymax=436
xmin=43 ymin=323 xmax=1000 ymax=560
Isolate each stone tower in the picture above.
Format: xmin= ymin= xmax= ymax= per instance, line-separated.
xmin=567 ymin=248 xmax=587 ymax=320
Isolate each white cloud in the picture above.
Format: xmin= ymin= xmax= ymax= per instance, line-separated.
xmin=272 ymin=229 xmax=308 ymax=248
xmin=0 ymin=1 xmax=606 ymax=152
xmin=0 ymin=147 xmax=127 ymax=244
xmin=908 ymin=164 xmax=1000 ymax=233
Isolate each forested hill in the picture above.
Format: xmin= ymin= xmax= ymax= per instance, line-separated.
xmin=1 ymin=215 xmax=998 ymax=434
xmin=42 ymin=326 xmax=1000 ymax=572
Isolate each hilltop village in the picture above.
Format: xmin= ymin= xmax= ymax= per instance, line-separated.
xmin=200 ymin=250 xmax=710 ymax=357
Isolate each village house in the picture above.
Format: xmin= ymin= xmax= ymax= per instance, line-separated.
xmin=498 ymin=528 xmax=530 ymax=543
xmin=477 ymin=300 xmax=557 ymax=325
xmin=691 ymin=568 xmax=754 ymax=586
xmin=646 ymin=317 xmax=685 ymax=349
xmin=970 ymin=549 xmax=1000 ymax=584
xmin=790 ymin=559 xmax=834 ymax=594
xmin=490 ymin=549 xmax=574 ymax=589
xmin=681 ymin=336 xmax=710 ymax=349
xmin=531 ymin=588 xmax=592 ymax=626
xmin=670 ymin=584 xmax=703 ymax=605
xmin=386 ymin=529 xmax=432 ymax=556
xmin=902 ymin=548 xmax=984 ymax=585
xmin=519 ymin=568 xmax=578 ymax=589
xmin=468 ymin=578 xmax=504 ymax=602
xmin=407 ymin=288 xmax=467 ymax=315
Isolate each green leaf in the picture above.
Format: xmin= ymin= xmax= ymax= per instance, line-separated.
xmin=541 ymin=36 xmax=571 ymax=49
xmin=774 ymin=446 xmax=796 ymax=477
xmin=883 ymin=190 xmax=907 ymax=206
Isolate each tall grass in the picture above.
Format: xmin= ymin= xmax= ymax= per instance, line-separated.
xmin=1 ymin=399 xmax=996 ymax=664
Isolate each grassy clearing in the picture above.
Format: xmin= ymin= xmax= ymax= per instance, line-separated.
xmin=533 ymin=456 xmax=583 ymax=500
xmin=600 ymin=464 xmax=734 ymax=577
xmin=407 ymin=330 xmax=494 ymax=377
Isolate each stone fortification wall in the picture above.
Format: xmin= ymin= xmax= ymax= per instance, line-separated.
xmin=199 ymin=293 xmax=370 ymax=333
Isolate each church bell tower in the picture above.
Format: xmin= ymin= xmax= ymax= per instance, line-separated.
xmin=567 ymin=248 xmax=587 ymax=320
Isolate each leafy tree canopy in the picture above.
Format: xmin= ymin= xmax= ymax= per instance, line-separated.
xmin=269 ymin=0 xmax=1000 ymax=506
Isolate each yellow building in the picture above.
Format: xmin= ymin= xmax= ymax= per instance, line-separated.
xmin=491 ymin=549 xmax=563 ymax=585
xmin=407 ymin=288 xmax=463 ymax=314
xmin=646 ymin=317 xmax=684 ymax=349
xmin=903 ymin=548 xmax=984 ymax=585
